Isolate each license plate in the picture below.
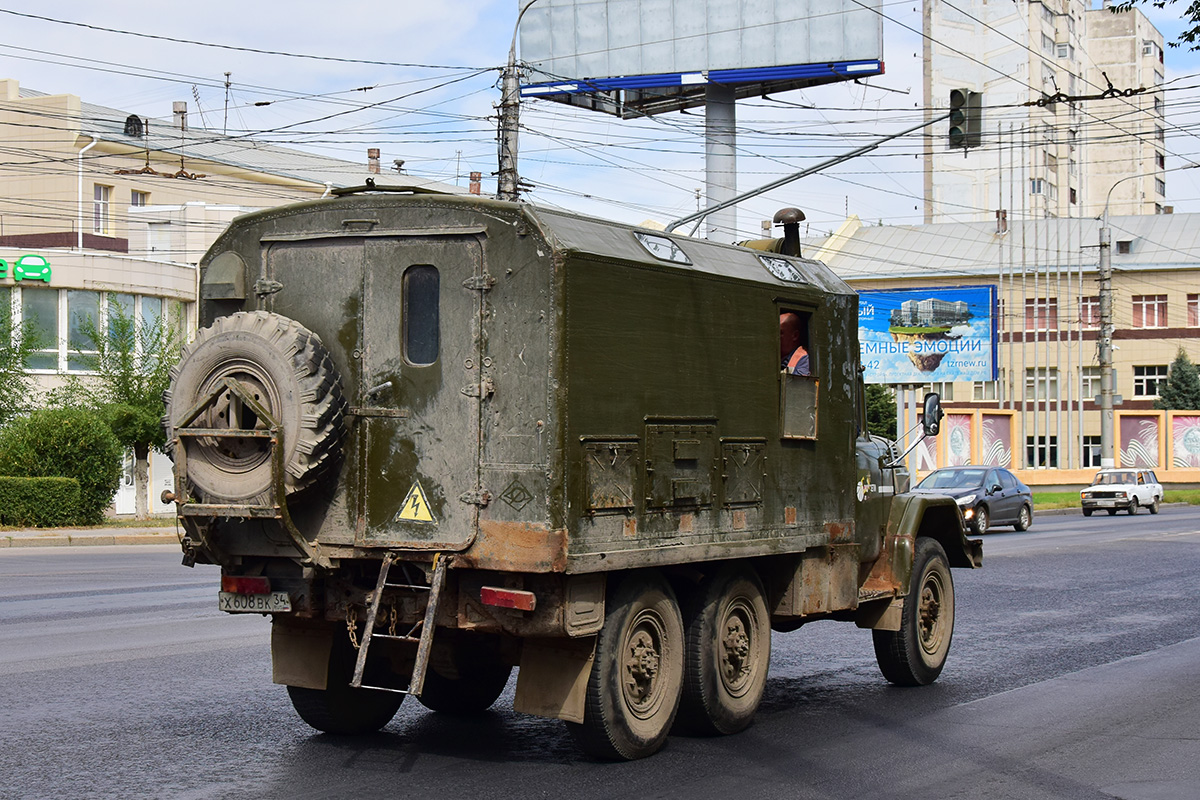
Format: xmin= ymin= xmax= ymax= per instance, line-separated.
xmin=219 ymin=591 xmax=291 ymax=613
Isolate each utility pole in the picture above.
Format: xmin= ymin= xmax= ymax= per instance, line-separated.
xmin=1097 ymin=221 xmax=1115 ymax=468
xmin=497 ymin=1 xmax=539 ymax=202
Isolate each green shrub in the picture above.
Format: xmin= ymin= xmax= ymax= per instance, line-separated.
xmin=0 ymin=408 xmax=122 ymax=524
xmin=0 ymin=476 xmax=81 ymax=527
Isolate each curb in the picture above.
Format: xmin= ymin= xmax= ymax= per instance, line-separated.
xmin=0 ymin=531 xmax=181 ymax=548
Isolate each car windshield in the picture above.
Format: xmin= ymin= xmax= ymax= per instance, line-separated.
xmin=918 ymin=469 xmax=985 ymax=489
xmin=1092 ymin=471 xmax=1135 ymax=486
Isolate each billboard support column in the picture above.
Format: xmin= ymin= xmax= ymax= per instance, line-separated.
xmin=705 ymin=83 xmax=737 ymax=243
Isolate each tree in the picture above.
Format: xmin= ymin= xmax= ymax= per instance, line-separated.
xmin=51 ymin=299 xmax=182 ymax=518
xmin=0 ymin=297 xmax=40 ymax=428
xmin=1155 ymin=348 xmax=1200 ymax=410
xmin=1111 ymin=1 xmax=1200 ymax=50
xmin=865 ymin=383 xmax=898 ymax=438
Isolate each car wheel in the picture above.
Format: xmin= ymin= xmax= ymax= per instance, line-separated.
xmin=1014 ymin=504 xmax=1032 ymax=532
xmin=1149 ymin=497 xmax=1160 ymax=514
xmin=1128 ymin=497 xmax=1139 ymax=515
xmin=971 ymin=505 xmax=989 ymax=535
xmin=1082 ymin=508 xmax=1093 ymax=517
xmin=1107 ymin=508 xmax=1118 ymax=516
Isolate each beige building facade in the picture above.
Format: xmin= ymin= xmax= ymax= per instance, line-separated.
xmin=815 ymin=213 xmax=1200 ymax=488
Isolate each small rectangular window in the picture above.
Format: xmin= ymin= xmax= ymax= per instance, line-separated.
xmin=1024 ymin=297 xmax=1058 ymax=331
xmin=1026 ymin=435 xmax=1058 ymax=468
xmin=1132 ymin=295 xmax=1167 ymax=328
xmin=1117 ymin=240 xmax=1132 ymax=255
xmin=1133 ymin=365 xmax=1168 ymax=397
xmin=1188 ymin=293 xmax=1199 ymax=327
xmin=67 ymin=290 xmax=101 ymax=371
xmin=1082 ymin=435 xmax=1102 ymax=468
xmin=780 ymin=309 xmax=817 ymax=440
xmin=1025 ymin=368 xmax=1059 ymax=401
xmin=93 ymin=184 xmax=111 ymax=234
xmin=973 ymin=381 xmax=998 ymax=401
xmin=131 ymin=190 xmax=149 ymax=207
xmin=403 ymin=265 xmax=439 ymax=366
xmin=1081 ymin=366 xmax=1102 ymax=400
xmin=1081 ymin=296 xmax=1100 ymax=329
xmin=1155 ymin=178 xmax=1166 ymax=196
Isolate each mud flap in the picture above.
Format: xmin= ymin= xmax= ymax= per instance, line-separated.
xmin=513 ymin=636 xmax=596 ymax=723
xmin=855 ymin=597 xmax=904 ymax=631
xmin=271 ymin=620 xmax=333 ymax=690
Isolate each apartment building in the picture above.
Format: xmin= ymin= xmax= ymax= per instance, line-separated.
xmin=924 ymin=0 xmax=1165 ymax=223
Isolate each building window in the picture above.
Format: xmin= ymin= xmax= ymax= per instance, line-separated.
xmin=1024 ymin=297 xmax=1058 ymax=331
xmin=973 ymin=381 xmax=998 ymax=401
xmin=1155 ymin=178 xmax=1166 ymax=196
xmin=1132 ymin=295 xmax=1167 ymax=328
xmin=1081 ymin=366 xmax=1102 ymax=401
xmin=93 ymin=184 xmax=111 ymax=234
xmin=21 ymin=287 xmax=59 ymax=370
xmin=1081 ymin=296 xmax=1100 ymax=328
xmin=131 ymin=190 xmax=149 ymax=206
xmin=1188 ymin=293 xmax=1199 ymax=327
xmin=1133 ymin=365 xmax=1169 ymax=397
xmin=66 ymin=290 xmax=101 ymax=371
xmin=920 ymin=382 xmax=954 ymax=401
xmin=1157 ymin=152 xmax=1166 ymax=168
xmin=1156 ymin=126 xmax=1165 ymax=141
xmin=1025 ymin=367 xmax=1059 ymax=401
xmin=1154 ymin=97 xmax=1164 ymax=115
xmin=1042 ymin=33 xmax=1054 ymax=53
xmin=1026 ymin=435 xmax=1058 ymax=468
xmin=1030 ymin=178 xmax=1044 ymax=195
xmin=1069 ymin=187 xmax=1077 ymax=205
xmin=1082 ymin=435 xmax=1102 ymax=468
xmin=1056 ymin=42 xmax=1073 ymax=58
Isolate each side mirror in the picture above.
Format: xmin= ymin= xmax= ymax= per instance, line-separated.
xmin=922 ymin=392 xmax=943 ymax=437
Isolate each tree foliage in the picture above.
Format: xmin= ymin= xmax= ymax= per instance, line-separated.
xmin=865 ymin=383 xmax=898 ymax=438
xmin=1155 ymin=348 xmax=1200 ymax=410
xmin=0 ymin=407 xmax=122 ymax=524
xmin=1111 ymin=1 xmax=1200 ymax=50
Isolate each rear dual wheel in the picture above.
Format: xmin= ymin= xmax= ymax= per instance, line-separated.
xmin=568 ymin=571 xmax=685 ymax=760
xmin=287 ymin=631 xmax=404 ymax=735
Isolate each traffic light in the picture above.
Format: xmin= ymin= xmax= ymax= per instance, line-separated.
xmin=948 ymin=88 xmax=982 ymax=149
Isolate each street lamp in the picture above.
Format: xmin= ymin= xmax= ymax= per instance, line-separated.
xmin=497 ymin=0 xmax=540 ymax=202
xmin=1096 ymin=163 xmax=1198 ymax=467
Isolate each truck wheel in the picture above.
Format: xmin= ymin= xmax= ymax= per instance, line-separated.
xmin=971 ymin=505 xmax=989 ymax=535
xmin=1149 ymin=497 xmax=1160 ymax=514
xmin=418 ymin=642 xmax=512 ymax=714
xmin=567 ymin=571 xmax=684 ymax=760
xmin=1128 ymin=498 xmax=1139 ymax=515
xmin=286 ymin=633 xmax=403 ymax=734
xmin=1082 ymin=508 xmax=1093 ymax=517
xmin=674 ymin=566 xmax=770 ymax=736
xmin=164 ymin=311 xmax=347 ymax=505
xmin=1013 ymin=504 xmax=1032 ymax=532
xmin=873 ymin=537 xmax=955 ymax=686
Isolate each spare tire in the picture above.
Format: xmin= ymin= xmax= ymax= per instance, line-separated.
xmin=164 ymin=311 xmax=347 ymax=504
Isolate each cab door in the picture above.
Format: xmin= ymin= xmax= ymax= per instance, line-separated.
xmin=355 ymin=234 xmax=484 ymax=550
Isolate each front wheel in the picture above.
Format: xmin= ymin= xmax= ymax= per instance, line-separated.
xmin=873 ymin=538 xmax=955 ymax=686
xmin=1014 ymin=504 xmax=1032 ymax=532
xmin=566 ymin=571 xmax=685 ymax=760
xmin=1128 ymin=497 xmax=1139 ymax=515
xmin=675 ymin=565 xmax=771 ymax=736
xmin=1082 ymin=508 xmax=1093 ymax=517
xmin=971 ymin=505 xmax=989 ymax=535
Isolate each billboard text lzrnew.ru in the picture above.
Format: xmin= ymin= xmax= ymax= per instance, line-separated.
xmin=858 ymin=286 xmax=997 ymax=385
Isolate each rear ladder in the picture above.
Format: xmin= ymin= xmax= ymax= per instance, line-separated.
xmin=349 ymin=552 xmax=448 ymax=697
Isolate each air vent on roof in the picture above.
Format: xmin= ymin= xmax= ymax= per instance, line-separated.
xmin=1116 ymin=240 xmax=1132 ymax=255
xmin=124 ymin=115 xmax=144 ymax=138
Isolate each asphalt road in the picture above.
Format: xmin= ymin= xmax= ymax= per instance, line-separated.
xmin=1 ymin=506 xmax=1198 ymax=800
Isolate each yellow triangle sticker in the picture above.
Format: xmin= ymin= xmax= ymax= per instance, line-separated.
xmin=396 ymin=481 xmax=436 ymax=524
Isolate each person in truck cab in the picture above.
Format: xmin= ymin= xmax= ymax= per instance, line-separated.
xmin=780 ymin=312 xmax=810 ymax=375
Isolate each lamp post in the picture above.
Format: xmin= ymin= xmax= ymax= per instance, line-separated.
xmin=1097 ymin=164 xmax=1197 ymax=467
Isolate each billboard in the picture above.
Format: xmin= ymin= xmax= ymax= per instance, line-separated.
xmin=518 ymin=0 xmax=884 ymax=116
xmin=858 ymin=286 xmax=997 ymax=384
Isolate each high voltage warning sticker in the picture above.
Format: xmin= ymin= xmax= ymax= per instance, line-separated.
xmin=396 ymin=481 xmax=436 ymax=524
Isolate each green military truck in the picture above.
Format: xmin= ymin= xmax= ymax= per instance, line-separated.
xmin=164 ymin=187 xmax=981 ymax=760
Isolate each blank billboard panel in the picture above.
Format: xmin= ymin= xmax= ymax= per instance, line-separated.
xmin=520 ymin=0 xmax=883 ymax=116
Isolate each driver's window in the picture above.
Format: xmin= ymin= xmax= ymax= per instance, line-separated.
xmin=779 ymin=308 xmax=817 ymax=439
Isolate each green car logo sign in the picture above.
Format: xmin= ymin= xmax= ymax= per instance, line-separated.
xmin=15 ymin=254 xmax=51 ymax=282
xmin=1 ymin=254 xmax=52 ymax=283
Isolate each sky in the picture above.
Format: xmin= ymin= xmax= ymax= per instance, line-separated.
xmin=2 ymin=0 xmax=1199 ymax=240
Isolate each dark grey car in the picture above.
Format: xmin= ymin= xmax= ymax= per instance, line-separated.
xmin=913 ymin=466 xmax=1033 ymax=535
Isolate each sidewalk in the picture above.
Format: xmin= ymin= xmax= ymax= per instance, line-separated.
xmin=0 ymin=524 xmax=181 ymax=548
